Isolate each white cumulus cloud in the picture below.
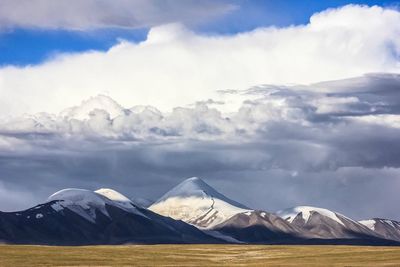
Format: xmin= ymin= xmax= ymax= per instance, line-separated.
xmin=0 ymin=5 xmax=399 ymax=117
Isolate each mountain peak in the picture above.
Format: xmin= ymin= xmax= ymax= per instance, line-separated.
xmin=48 ymin=188 xmax=106 ymax=207
xmin=149 ymin=177 xmax=250 ymax=229
xmin=154 ymin=177 xmax=248 ymax=209
xmin=47 ymin=187 xmax=143 ymax=222
xmin=276 ymin=206 xmax=347 ymax=226
xmin=94 ymin=188 xmax=136 ymax=209
xmin=47 ymin=188 xmax=110 ymax=222
xmin=185 ymin=176 xmax=202 ymax=182
xmin=181 ymin=176 xmax=205 ymax=185
xmin=171 ymin=176 xmax=213 ymax=193
xmin=181 ymin=176 xmax=208 ymax=185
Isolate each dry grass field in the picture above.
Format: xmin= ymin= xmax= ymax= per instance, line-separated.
xmin=0 ymin=244 xmax=400 ymax=266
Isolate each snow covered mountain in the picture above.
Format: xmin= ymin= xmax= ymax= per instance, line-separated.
xmin=0 ymin=188 xmax=222 ymax=245
xmin=149 ymin=177 xmax=250 ymax=229
xmin=46 ymin=188 xmax=145 ymax=223
xmin=1 ymin=182 xmax=400 ymax=246
xmin=212 ymin=208 xmax=397 ymax=245
xmin=148 ymin=178 xmax=400 ymax=245
xmin=359 ymin=218 xmax=400 ymax=242
xmin=276 ymin=206 xmax=380 ymax=240
xmin=277 ymin=206 xmax=346 ymax=226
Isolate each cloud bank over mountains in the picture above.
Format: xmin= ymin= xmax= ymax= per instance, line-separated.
xmin=1 ymin=5 xmax=400 ymax=116
xmin=1 ymin=73 xmax=400 ymax=220
xmin=2 ymin=73 xmax=400 ymax=147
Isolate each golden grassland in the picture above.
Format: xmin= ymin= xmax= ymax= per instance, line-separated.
xmin=0 ymin=244 xmax=400 ymax=266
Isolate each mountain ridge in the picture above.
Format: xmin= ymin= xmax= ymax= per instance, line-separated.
xmin=0 ymin=178 xmax=399 ymax=246
xmin=0 ymin=187 xmax=223 ymax=245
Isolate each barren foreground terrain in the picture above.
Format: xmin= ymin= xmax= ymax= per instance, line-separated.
xmin=0 ymin=244 xmax=400 ymax=266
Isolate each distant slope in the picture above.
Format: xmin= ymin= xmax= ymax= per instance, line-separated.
xmin=211 ymin=207 xmax=399 ymax=245
xmin=212 ymin=210 xmax=303 ymax=243
xmin=276 ymin=206 xmax=381 ymax=239
xmin=359 ymin=218 xmax=400 ymax=242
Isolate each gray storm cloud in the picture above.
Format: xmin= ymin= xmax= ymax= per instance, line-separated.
xmin=0 ymin=74 xmax=400 ymax=221
xmin=0 ymin=0 xmax=234 ymax=30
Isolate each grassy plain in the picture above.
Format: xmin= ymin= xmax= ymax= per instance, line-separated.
xmin=0 ymin=244 xmax=399 ymax=266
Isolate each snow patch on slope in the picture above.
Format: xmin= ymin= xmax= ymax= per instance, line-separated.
xmin=50 ymin=202 xmax=64 ymax=212
xmin=276 ymin=206 xmax=346 ymax=226
xmin=384 ymin=219 xmax=397 ymax=229
xmin=359 ymin=219 xmax=376 ymax=230
xmin=95 ymin=188 xmax=147 ymax=217
xmin=359 ymin=218 xmax=400 ymax=231
xmin=48 ymin=188 xmax=110 ymax=222
xmin=95 ymin=188 xmax=134 ymax=210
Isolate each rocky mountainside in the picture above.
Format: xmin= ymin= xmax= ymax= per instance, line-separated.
xmin=359 ymin=218 xmax=400 ymax=242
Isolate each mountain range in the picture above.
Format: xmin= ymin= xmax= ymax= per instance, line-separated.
xmin=0 ymin=177 xmax=399 ymax=245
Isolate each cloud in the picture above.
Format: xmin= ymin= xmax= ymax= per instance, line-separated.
xmin=0 ymin=181 xmax=39 ymax=211
xmin=1 ymin=74 xmax=400 ymax=166
xmin=1 ymin=73 xmax=400 ymax=219
xmin=1 ymin=5 xmax=400 ymax=117
xmin=0 ymin=0 xmax=235 ymax=30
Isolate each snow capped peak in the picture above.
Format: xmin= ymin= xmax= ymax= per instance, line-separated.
xmin=155 ymin=177 xmax=210 ymax=200
xmin=157 ymin=177 xmax=211 ymax=198
xmin=47 ymin=188 xmax=110 ymax=222
xmin=95 ymin=188 xmax=135 ymax=210
xmin=276 ymin=206 xmax=346 ymax=226
xmin=155 ymin=177 xmax=248 ymax=209
xmin=184 ymin=176 xmax=202 ymax=183
xmin=48 ymin=188 xmax=107 ymax=208
xmin=60 ymin=95 xmax=126 ymax=120
xmin=149 ymin=177 xmax=250 ymax=229
xmin=47 ymin=187 xmax=144 ymax=222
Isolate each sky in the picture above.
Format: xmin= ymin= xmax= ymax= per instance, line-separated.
xmin=0 ymin=0 xmax=400 ymax=221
